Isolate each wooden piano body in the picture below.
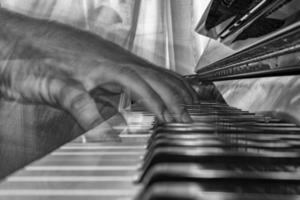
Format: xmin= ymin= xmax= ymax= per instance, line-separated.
xmin=0 ymin=0 xmax=300 ymax=199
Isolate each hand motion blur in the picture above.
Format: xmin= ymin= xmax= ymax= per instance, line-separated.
xmin=0 ymin=8 xmax=198 ymax=131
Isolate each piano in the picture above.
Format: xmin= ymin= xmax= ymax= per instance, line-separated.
xmin=0 ymin=0 xmax=300 ymax=199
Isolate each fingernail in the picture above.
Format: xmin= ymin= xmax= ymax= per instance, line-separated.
xmin=181 ymin=111 xmax=192 ymax=123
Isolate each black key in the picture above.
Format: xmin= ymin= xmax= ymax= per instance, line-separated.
xmin=140 ymin=163 xmax=300 ymax=188
xmin=137 ymin=182 xmax=300 ymax=200
xmin=141 ymin=147 xmax=300 ymax=178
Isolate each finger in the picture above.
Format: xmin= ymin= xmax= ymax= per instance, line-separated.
xmin=84 ymin=121 xmax=121 ymax=142
xmin=163 ymin=71 xmax=199 ymax=103
xmin=98 ymin=66 xmax=171 ymax=122
xmin=90 ymin=86 xmax=121 ymax=109
xmin=181 ymin=77 xmax=199 ymax=103
xmin=126 ymin=65 xmax=192 ymax=122
xmin=145 ymin=69 xmax=194 ymax=104
xmin=132 ymin=63 xmax=198 ymax=104
xmin=161 ymin=68 xmax=199 ymax=103
xmin=48 ymin=78 xmax=106 ymax=131
xmin=95 ymin=97 xmax=120 ymax=121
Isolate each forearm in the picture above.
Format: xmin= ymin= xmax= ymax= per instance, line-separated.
xmin=0 ymin=8 xmax=197 ymax=130
xmin=0 ymin=7 xmax=149 ymax=65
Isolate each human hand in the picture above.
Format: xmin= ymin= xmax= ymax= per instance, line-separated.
xmin=0 ymin=7 xmax=198 ymax=132
xmin=0 ymin=56 xmax=197 ymax=131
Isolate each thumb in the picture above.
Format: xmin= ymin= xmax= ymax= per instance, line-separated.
xmin=49 ymin=78 xmax=105 ymax=131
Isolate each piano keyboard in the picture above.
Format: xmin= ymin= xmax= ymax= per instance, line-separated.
xmin=1 ymin=102 xmax=300 ymax=200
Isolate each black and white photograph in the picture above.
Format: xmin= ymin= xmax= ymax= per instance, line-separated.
xmin=0 ymin=0 xmax=299 ymax=199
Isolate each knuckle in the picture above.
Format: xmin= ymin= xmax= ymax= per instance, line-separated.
xmin=142 ymin=97 xmax=165 ymax=114
xmin=50 ymin=78 xmax=66 ymax=92
xmin=119 ymin=66 xmax=137 ymax=76
xmin=68 ymin=92 xmax=91 ymax=112
xmin=52 ymin=79 xmax=89 ymax=112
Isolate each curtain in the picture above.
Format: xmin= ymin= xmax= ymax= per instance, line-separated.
xmin=0 ymin=0 xmax=211 ymax=74
xmin=0 ymin=0 xmax=212 ymax=143
xmin=3 ymin=0 xmax=298 ymax=125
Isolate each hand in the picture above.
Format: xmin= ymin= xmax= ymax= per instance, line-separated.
xmin=0 ymin=56 xmax=197 ymax=131
xmin=0 ymin=7 xmax=198 ymax=133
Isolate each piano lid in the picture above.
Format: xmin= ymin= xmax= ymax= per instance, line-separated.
xmin=196 ymin=0 xmax=300 ymax=49
xmin=194 ymin=0 xmax=300 ymax=81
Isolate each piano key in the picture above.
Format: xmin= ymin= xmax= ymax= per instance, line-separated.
xmin=2 ymin=102 xmax=300 ymax=200
xmin=141 ymin=147 xmax=300 ymax=176
xmin=140 ymin=163 xmax=300 ymax=187
xmin=146 ymin=138 xmax=292 ymax=152
xmin=138 ymin=182 xmax=300 ymax=199
xmin=149 ymin=133 xmax=300 ymax=142
xmin=0 ymin=189 xmax=138 ymax=200
xmin=156 ymin=123 xmax=300 ymax=132
xmin=0 ymin=180 xmax=138 ymax=190
xmin=150 ymin=132 xmax=300 ymax=141
xmin=33 ymin=158 xmax=142 ymax=166
xmin=13 ymin=169 xmax=138 ymax=177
